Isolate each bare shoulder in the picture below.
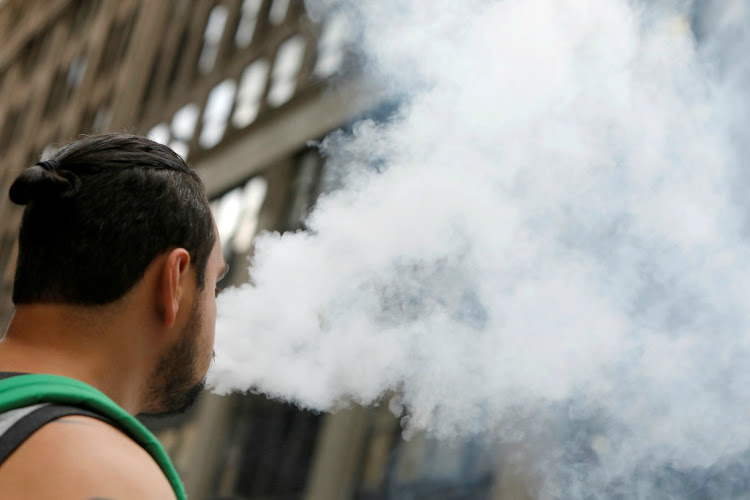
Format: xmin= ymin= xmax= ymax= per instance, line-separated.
xmin=0 ymin=414 xmax=176 ymax=499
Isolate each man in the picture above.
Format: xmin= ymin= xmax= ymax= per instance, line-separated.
xmin=0 ymin=134 xmax=228 ymax=499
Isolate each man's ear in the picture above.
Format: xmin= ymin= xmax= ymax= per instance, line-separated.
xmin=159 ymin=248 xmax=191 ymax=328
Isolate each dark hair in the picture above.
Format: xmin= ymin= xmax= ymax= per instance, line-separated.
xmin=9 ymin=134 xmax=215 ymax=305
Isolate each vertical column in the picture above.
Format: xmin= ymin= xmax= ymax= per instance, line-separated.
xmin=491 ymin=444 xmax=537 ymax=500
xmin=108 ymin=1 xmax=172 ymax=130
xmin=304 ymin=406 xmax=371 ymax=500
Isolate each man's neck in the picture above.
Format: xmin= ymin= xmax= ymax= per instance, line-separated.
xmin=0 ymin=304 xmax=155 ymax=414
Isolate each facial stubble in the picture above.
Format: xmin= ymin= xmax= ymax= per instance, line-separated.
xmin=141 ymin=298 xmax=209 ymax=417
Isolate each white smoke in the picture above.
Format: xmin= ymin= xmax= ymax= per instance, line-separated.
xmin=209 ymin=0 xmax=750 ymax=496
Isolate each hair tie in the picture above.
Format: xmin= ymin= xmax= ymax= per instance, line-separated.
xmin=36 ymin=159 xmax=61 ymax=172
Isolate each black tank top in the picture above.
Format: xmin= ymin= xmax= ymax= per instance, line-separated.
xmin=0 ymin=372 xmax=113 ymax=466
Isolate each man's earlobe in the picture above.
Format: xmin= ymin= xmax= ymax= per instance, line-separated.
xmin=160 ymin=248 xmax=191 ymax=328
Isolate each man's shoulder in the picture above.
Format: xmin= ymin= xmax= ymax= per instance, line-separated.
xmin=0 ymin=414 xmax=175 ymax=499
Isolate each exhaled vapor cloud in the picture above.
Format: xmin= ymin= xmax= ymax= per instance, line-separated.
xmin=209 ymin=0 xmax=750 ymax=496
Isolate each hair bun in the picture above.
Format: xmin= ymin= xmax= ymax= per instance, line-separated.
xmin=9 ymin=161 xmax=81 ymax=205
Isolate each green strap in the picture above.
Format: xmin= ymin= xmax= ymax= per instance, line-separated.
xmin=0 ymin=374 xmax=186 ymax=500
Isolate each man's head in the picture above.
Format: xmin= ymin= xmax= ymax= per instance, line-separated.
xmin=8 ymin=134 xmax=227 ymax=415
